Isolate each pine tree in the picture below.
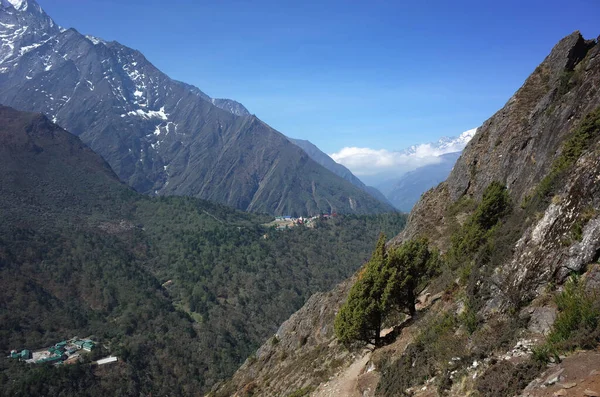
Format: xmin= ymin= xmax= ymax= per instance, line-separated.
xmin=334 ymin=235 xmax=440 ymax=346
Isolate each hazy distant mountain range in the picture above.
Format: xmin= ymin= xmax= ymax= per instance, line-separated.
xmin=378 ymin=152 xmax=462 ymax=212
xmin=289 ymin=129 xmax=477 ymax=212
xmin=293 ymin=130 xmax=476 ymax=212
xmin=0 ymin=0 xmax=394 ymax=216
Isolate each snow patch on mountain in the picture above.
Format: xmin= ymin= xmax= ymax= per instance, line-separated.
xmin=3 ymin=0 xmax=27 ymax=11
xmin=125 ymin=106 xmax=168 ymax=120
xmin=0 ymin=25 xmax=27 ymax=63
xmin=18 ymin=41 xmax=42 ymax=55
xmin=85 ymin=35 xmax=105 ymax=46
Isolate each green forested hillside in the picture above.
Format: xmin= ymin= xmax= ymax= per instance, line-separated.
xmin=0 ymin=106 xmax=406 ymax=395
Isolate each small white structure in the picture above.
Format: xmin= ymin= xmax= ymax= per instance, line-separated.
xmin=96 ymin=356 xmax=118 ymax=365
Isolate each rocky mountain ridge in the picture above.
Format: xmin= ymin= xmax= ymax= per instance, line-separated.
xmin=395 ymin=31 xmax=599 ymax=250
xmin=0 ymin=0 xmax=393 ymax=216
xmin=215 ymin=31 xmax=600 ymax=397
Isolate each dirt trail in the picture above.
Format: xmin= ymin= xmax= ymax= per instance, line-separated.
xmin=312 ymin=351 xmax=372 ymax=397
xmin=311 ymin=327 xmax=401 ymax=397
xmin=311 ymin=294 xmax=440 ymax=397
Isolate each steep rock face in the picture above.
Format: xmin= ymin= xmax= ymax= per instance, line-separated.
xmin=396 ymin=32 xmax=600 ymax=248
xmin=495 ymin=146 xmax=600 ymax=306
xmin=392 ymin=32 xmax=600 ymax=313
xmin=0 ymin=0 xmax=393 ymax=215
xmin=448 ymin=34 xmax=596 ymax=203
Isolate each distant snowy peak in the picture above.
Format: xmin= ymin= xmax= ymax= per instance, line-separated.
xmin=403 ymin=127 xmax=477 ymax=157
xmin=435 ymin=127 xmax=477 ymax=151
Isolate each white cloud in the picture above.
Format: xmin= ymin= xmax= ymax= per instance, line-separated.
xmin=330 ymin=128 xmax=477 ymax=177
xmin=330 ymin=146 xmax=443 ymax=176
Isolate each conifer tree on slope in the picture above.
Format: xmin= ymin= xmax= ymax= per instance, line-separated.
xmin=335 ymin=234 xmax=439 ymax=346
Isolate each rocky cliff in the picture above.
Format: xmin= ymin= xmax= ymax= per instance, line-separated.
xmin=215 ymin=31 xmax=600 ymax=397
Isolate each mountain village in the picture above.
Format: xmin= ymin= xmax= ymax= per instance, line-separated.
xmin=8 ymin=337 xmax=117 ymax=367
xmin=268 ymin=213 xmax=337 ymax=230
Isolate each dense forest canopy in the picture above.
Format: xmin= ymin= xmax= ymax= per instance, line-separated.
xmin=0 ymin=108 xmax=407 ymax=394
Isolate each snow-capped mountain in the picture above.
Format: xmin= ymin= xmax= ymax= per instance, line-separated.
xmin=331 ymin=127 xmax=477 ymax=187
xmin=0 ymin=0 xmax=249 ymax=124
xmin=0 ymin=0 xmax=60 ymax=64
xmin=0 ymin=0 xmax=393 ymax=215
xmin=400 ymin=128 xmax=477 ymax=157
xmin=376 ymin=129 xmax=477 ymax=211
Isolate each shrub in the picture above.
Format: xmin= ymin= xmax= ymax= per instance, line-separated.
xmin=527 ymin=106 xmax=600 ymax=205
xmin=548 ymin=276 xmax=599 ymax=345
xmin=533 ymin=276 xmax=600 ymax=362
xmin=459 ymin=300 xmax=479 ymax=334
xmin=475 ymin=360 xmax=543 ymax=397
xmin=553 ymin=106 xmax=600 ymax=173
xmin=557 ymin=70 xmax=575 ymax=96
xmin=287 ymin=387 xmax=313 ymax=397
xmin=376 ymin=312 xmax=467 ymax=396
xmin=447 ymin=181 xmax=510 ymax=268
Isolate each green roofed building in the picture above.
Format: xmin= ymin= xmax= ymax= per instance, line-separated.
xmin=48 ymin=347 xmax=62 ymax=356
xmin=39 ymin=356 xmax=63 ymax=364
xmin=10 ymin=350 xmax=31 ymax=359
xmin=82 ymin=341 xmax=95 ymax=351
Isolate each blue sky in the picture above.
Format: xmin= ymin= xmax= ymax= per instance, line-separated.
xmin=38 ymin=0 xmax=599 ymax=158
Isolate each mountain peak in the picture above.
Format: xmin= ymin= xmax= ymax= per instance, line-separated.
xmin=458 ymin=127 xmax=477 ymax=142
xmin=400 ymin=127 xmax=477 ymax=158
